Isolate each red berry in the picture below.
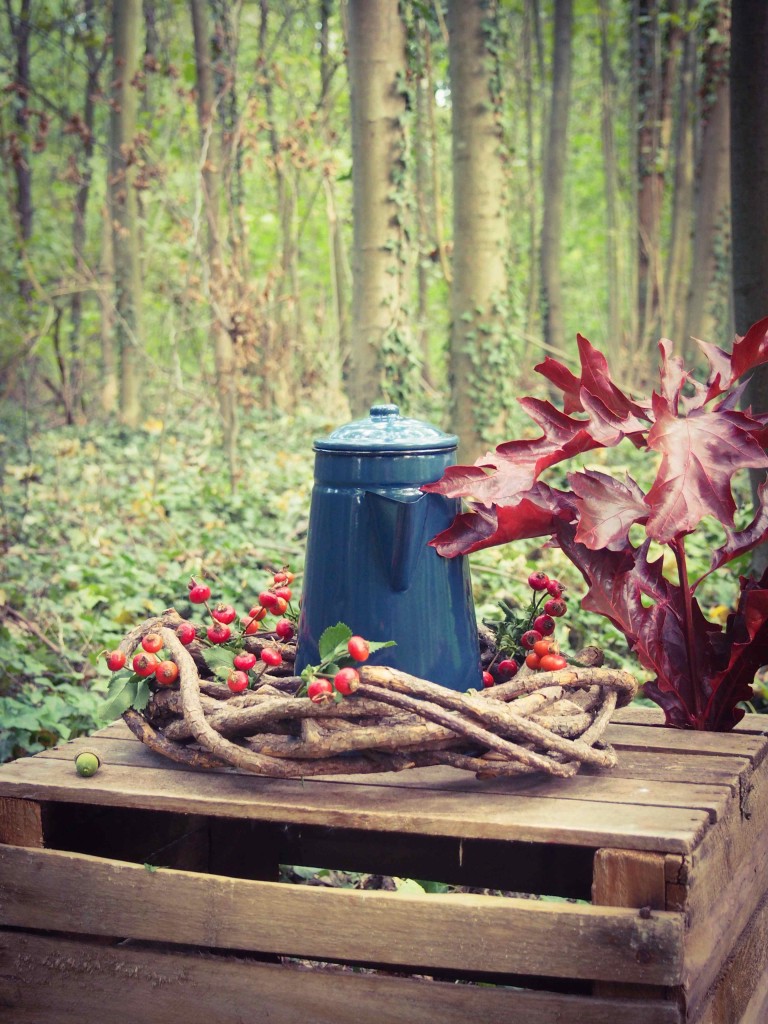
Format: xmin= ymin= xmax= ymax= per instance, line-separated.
xmin=544 ymin=598 xmax=567 ymax=617
xmin=347 ymin=635 xmax=370 ymax=662
xmin=540 ymin=653 xmax=568 ymax=672
xmin=207 ymin=623 xmax=232 ymax=644
xmin=307 ymin=678 xmax=334 ymax=704
xmin=248 ymin=606 xmax=268 ymax=621
xmin=533 ymin=614 xmax=556 ymax=636
xmin=188 ymin=582 xmax=211 ymax=604
xmin=533 ymin=639 xmax=557 ymax=658
xmin=227 ymin=670 xmax=249 ymax=693
xmin=176 ymin=622 xmax=197 ymax=645
xmin=272 ymin=572 xmax=289 ymax=584
xmin=261 ymin=647 xmax=282 ymax=667
xmin=528 ymin=570 xmax=550 ymax=591
xmin=497 ymin=658 xmax=518 ymax=679
xmin=142 ymin=632 xmax=163 ymax=654
xmin=273 ymin=586 xmax=292 ymax=602
xmin=275 ymin=618 xmax=295 ymax=641
xmin=333 ymin=667 xmax=360 ymax=695
xmin=546 ymin=579 xmax=566 ymax=597
xmin=258 ymin=590 xmax=277 ymax=609
xmin=241 ymin=615 xmax=261 ymax=636
xmin=271 ymin=596 xmax=289 ymax=615
xmin=155 ymin=660 xmax=179 ymax=686
xmin=233 ymin=651 xmax=258 ymax=671
xmin=482 ymin=671 xmax=495 ymax=687
xmin=211 ymin=603 xmax=237 ymax=625
xmin=133 ymin=651 xmax=159 ymax=677
xmin=521 ymin=629 xmax=543 ymax=650
xmin=105 ymin=650 xmax=126 ymax=671
xmin=525 ymin=652 xmax=541 ymax=670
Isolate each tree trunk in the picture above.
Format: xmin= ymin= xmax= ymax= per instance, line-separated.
xmin=191 ymin=0 xmax=238 ymax=484
xmin=634 ymin=0 xmax=664 ymax=350
xmin=68 ymin=0 xmax=103 ymax=424
xmin=346 ymin=0 xmax=410 ymax=414
xmin=731 ymin=0 xmax=768 ymax=574
xmin=7 ymin=0 xmax=33 ymax=304
xmin=665 ymin=7 xmax=696 ymax=347
xmin=540 ymin=0 xmax=573 ymax=359
xmin=109 ymin=0 xmax=144 ymax=428
xmin=447 ymin=0 xmax=511 ymax=460
xmin=684 ymin=0 xmax=731 ymax=350
xmin=597 ymin=0 xmax=622 ymax=363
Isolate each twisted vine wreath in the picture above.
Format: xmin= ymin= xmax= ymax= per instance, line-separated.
xmin=118 ymin=611 xmax=637 ymax=780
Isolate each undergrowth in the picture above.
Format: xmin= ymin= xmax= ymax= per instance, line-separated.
xmin=0 ymin=406 xmax=762 ymax=761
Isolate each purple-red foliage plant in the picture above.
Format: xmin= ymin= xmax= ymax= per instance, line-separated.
xmin=425 ymin=319 xmax=768 ymax=731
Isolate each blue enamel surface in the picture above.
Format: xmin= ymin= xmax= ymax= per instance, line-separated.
xmin=296 ymin=407 xmax=482 ymax=691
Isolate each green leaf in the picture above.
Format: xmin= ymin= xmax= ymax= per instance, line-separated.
xmin=203 ymin=646 xmax=235 ymax=674
xmin=366 ymin=640 xmax=397 ymax=655
xmin=318 ymin=623 xmax=352 ymax=660
xmin=101 ymin=676 xmax=138 ymax=721
xmin=133 ymin=678 xmax=151 ymax=711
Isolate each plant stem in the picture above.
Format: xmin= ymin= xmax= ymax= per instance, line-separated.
xmin=672 ymin=536 xmax=702 ymax=726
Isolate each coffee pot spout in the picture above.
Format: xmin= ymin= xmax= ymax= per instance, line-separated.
xmin=365 ymin=489 xmax=429 ymax=593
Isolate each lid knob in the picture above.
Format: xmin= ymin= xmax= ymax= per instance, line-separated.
xmin=370 ymin=404 xmax=400 ymax=420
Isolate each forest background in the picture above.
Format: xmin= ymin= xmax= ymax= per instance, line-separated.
xmin=2 ymin=0 xmax=767 ymax=760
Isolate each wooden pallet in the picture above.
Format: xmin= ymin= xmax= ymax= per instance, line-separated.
xmin=1 ymin=705 xmax=767 ymax=1023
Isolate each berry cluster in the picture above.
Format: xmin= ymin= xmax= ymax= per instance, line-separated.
xmin=482 ymin=570 xmax=569 ymax=687
xmin=306 ymin=635 xmax=370 ymax=704
xmin=103 ymin=567 xmax=298 ymax=697
xmin=299 ymin=623 xmax=395 ymax=705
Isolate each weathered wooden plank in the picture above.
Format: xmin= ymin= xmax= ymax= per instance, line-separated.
xmin=592 ymin=849 xmax=668 ymax=1000
xmin=585 ymin=749 xmax=749 ymax=792
xmin=601 ymin=703 xmax=768 ymax=737
xmin=46 ymin=731 xmax=753 ymax=799
xmin=689 ymin=890 xmax=768 ymax=1024
xmin=0 ymin=844 xmax=685 ymax=984
xmin=0 ymin=797 xmax=44 ymax=847
xmin=0 ymin=746 xmax=711 ymax=851
xmin=605 ymin=724 xmax=768 ymax=765
xmin=38 ymin=736 xmax=734 ymax=823
xmin=677 ymin=749 xmax=768 ymax=1018
xmin=0 ymin=930 xmax=683 ymax=1024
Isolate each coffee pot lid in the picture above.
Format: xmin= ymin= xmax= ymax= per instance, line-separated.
xmin=314 ymin=404 xmax=457 ymax=453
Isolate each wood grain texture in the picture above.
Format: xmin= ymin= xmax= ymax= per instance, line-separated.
xmin=0 ymin=844 xmax=685 ymax=984
xmin=610 ymin=704 xmax=768 ymax=737
xmin=689 ymin=889 xmax=768 ymax=1024
xmin=0 ymin=739 xmax=712 ymax=853
xmin=0 ymin=929 xmax=683 ymax=1024
xmin=37 ymin=736 xmax=735 ymax=822
xmin=592 ymin=848 xmax=669 ymax=1001
xmin=0 ymin=797 xmax=44 ymax=847
xmin=677 ymin=750 xmax=768 ymax=1018
xmin=604 ymin=724 xmax=768 ymax=765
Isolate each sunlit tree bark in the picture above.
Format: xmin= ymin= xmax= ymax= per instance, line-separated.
xmin=540 ymin=0 xmax=573 ymax=358
xmin=346 ymin=0 xmax=410 ymax=413
xmin=109 ymin=0 xmax=144 ymax=427
xmin=191 ymin=0 xmax=238 ymax=482
xmin=447 ymin=0 xmax=509 ymax=460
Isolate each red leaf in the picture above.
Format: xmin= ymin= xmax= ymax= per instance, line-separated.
xmin=705 ymin=481 xmax=768 ymax=579
xmin=644 ymin=392 xmax=768 ymax=542
xmin=429 ymin=484 xmax=571 ymax=557
xmin=423 ymin=404 xmax=602 ymax=506
xmin=696 ymin=316 xmax=768 ymax=401
xmin=569 ymin=470 xmax=648 ymax=550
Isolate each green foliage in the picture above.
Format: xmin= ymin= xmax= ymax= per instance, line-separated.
xmin=0 ymin=405 xmax=318 ymax=759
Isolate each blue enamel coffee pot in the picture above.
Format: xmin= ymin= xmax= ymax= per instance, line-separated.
xmin=296 ymin=403 xmax=482 ymax=691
